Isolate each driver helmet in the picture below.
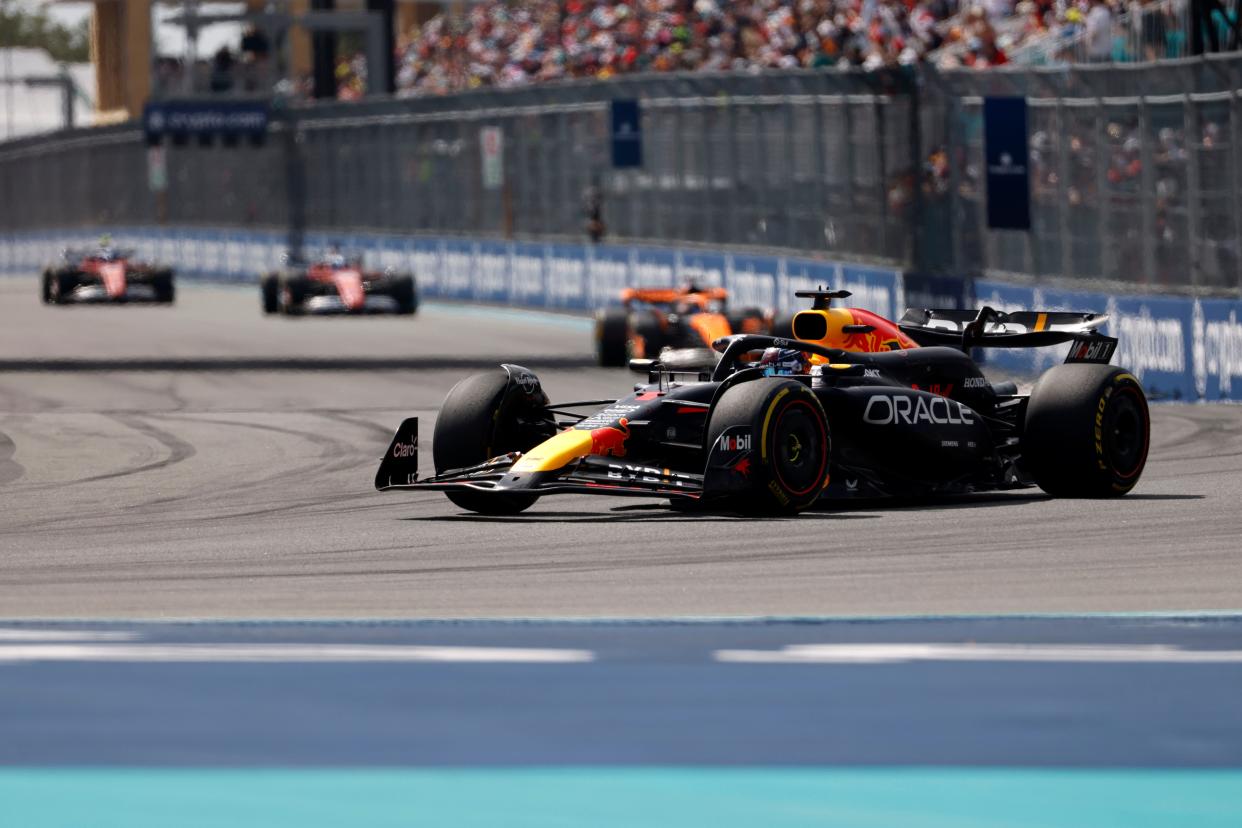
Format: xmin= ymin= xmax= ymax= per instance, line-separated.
xmin=758 ymin=347 xmax=808 ymax=376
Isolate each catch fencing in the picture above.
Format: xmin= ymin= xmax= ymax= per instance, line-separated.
xmin=2 ymin=56 xmax=1242 ymax=292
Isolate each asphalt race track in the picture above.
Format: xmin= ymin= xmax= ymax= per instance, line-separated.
xmin=1 ymin=279 xmax=1240 ymax=619
xmin=4 ymin=277 xmax=1242 ymax=827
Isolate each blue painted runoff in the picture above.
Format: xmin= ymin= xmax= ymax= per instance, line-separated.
xmin=2 ymin=768 xmax=1239 ymax=828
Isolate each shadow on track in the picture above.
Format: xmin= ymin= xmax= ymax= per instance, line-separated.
xmin=0 ymin=356 xmax=598 ymax=373
xmin=407 ymin=508 xmax=881 ymax=524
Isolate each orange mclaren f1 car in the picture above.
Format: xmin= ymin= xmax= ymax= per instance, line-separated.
xmin=594 ymin=283 xmax=773 ymax=368
xmin=378 ymin=289 xmax=1150 ymax=516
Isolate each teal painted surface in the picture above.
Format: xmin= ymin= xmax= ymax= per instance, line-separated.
xmin=2 ymin=768 xmax=1239 ymax=828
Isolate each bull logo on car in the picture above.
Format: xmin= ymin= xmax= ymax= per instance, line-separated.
xmin=590 ymin=418 xmax=630 ymax=457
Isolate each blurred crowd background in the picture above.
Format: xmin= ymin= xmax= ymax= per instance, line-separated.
xmin=175 ymin=0 xmax=1227 ymax=99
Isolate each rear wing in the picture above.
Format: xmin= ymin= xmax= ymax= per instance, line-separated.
xmin=898 ymin=307 xmax=1116 ymax=363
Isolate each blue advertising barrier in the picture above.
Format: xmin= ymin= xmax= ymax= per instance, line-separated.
xmin=975 ymin=279 xmax=1211 ymax=401
xmin=4 ymin=227 xmax=1242 ymax=401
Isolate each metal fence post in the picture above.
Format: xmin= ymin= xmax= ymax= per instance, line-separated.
xmin=281 ymin=107 xmax=305 ymax=259
xmin=1094 ymin=104 xmax=1112 ymax=280
xmin=1054 ymin=100 xmax=1073 ymax=279
xmin=1185 ymin=94 xmax=1202 ymax=288
xmin=874 ymin=97 xmax=889 ymax=259
xmin=812 ymin=88 xmax=827 ymax=255
xmin=1138 ymin=96 xmax=1156 ymax=287
xmin=1233 ymin=91 xmax=1242 ymax=290
xmin=782 ymin=90 xmax=797 ymax=250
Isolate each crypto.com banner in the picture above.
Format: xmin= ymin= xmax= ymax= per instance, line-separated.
xmin=4 ymin=228 xmax=1241 ymax=401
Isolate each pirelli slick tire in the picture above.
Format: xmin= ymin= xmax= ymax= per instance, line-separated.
xmin=392 ymin=274 xmax=418 ymax=315
xmin=706 ymin=377 xmax=831 ymax=515
xmin=631 ymin=310 xmax=664 ymax=359
xmin=280 ymin=275 xmax=308 ymax=316
xmin=432 ymin=371 xmax=539 ymax=515
xmin=152 ymin=269 xmax=175 ymax=304
xmin=47 ymin=270 xmax=76 ymax=304
xmin=1023 ymin=364 xmax=1150 ymax=497
xmin=596 ymin=307 xmax=630 ymax=367
xmin=261 ymin=274 xmax=280 ymax=314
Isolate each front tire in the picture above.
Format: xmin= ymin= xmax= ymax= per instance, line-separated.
xmin=261 ymin=273 xmax=280 ymax=314
xmin=596 ymin=307 xmax=630 ymax=366
xmin=705 ymin=378 xmax=831 ymax=514
xmin=280 ymin=274 xmax=307 ymax=316
xmin=41 ymin=271 xmax=53 ymax=304
xmin=152 ymin=269 xmax=175 ymax=304
xmin=392 ymin=274 xmax=418 ymax=315
xmin=432 ymin=371 xmax=543 ymax=514
xmin=1022 ymin=364 xmax=1150 ymax=497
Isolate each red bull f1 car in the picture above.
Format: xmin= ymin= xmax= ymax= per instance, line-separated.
xmin=595 ymin=283 xmax=773 ymax=369
xmin=42 ymin=242 xmax=175 ymax=305
xmin=261 ymin=249 xmax=418 ymax=316
xmin=378 ymin=289 xmax=1150 ymax=516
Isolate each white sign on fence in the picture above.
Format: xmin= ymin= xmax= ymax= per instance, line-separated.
xmin=480 ymin=126 xmax=503 ymax=190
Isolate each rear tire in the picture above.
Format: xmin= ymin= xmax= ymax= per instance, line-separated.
xmin=392 ymin=274 xmax=418 ymax=315
xmin=705 ymin=377 xmax=831 ymax=514
xmin=152 ymin=269 xmax=175 ymax=304
xmin=432 ymin=371 xmax=542 ymax=515
xmin=1022 ymin=364 xmax=1150 ymax=497
xmin=596 ymin=307 xmax=630 ymax=366
xmin=261 ymin=273 xmax=280 ymax=314
xmin=49 ymin=270 xmax=76 ymax=304
xmin=631 ymin=309 xmax=664 ymax=358
xmin=280 ymin=274 xmax=307 ymax=316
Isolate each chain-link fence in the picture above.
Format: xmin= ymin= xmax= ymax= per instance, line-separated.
xmin=3 ymin=56 xmax=1241 ymax=293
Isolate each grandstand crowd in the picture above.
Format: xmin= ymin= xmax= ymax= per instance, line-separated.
xmin=358 ymin=0 xmax=1190 ymax=98
xmin=173 ymin=0 xmax=1207 ymax=100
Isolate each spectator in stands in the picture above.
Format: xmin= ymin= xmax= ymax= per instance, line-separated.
xmin=1085 ymin=0 xmax=1114 ymax=62
xmin=210 ymin=47 xmax=235 ymax=93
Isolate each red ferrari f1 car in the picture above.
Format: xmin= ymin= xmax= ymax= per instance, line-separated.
xmin=42 ymin=241 xmax=175 ymax=305
xmin=261 ymin=248 xmax=418 ymax=316
xmin=378 ymin=289 xmax=1150 ymax=516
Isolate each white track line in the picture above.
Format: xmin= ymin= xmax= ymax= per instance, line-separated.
xmin=714 ymin=643 xmax=1242 ymax=664
xmin=0 ymin=629 xmax=139 ymax=642
xmin=0 ymin=644 xmax=594 ymax=664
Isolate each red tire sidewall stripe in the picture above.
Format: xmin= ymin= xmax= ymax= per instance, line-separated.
xmin=771 ymin=397 xmax=829 ymax=498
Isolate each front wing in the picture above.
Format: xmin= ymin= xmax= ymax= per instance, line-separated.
xmin=375 ymin=418 xmax=704 ymax=501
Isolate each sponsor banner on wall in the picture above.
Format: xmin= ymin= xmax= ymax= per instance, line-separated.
xmin=586 ymin=245 xmax=631 ymax=309
xmin=473 ymin=240 xmax=509 ymax=303
xmin=678 ymin=250 xmax=727 ymax=289
xmin=509 ymin=242 xmax=545 ymax=306
xmin=9 ymin=227 xmax=1242 ymax=401
xmin=726 ymin=253 xmax=780 ymax=311
xmin=1194 ymin=299 xmax=1242 ymax=401
xmin=631 ymin=246 xmax=677 ymax=290
xmin=976 ymin=280 xmax=1196 ymax=401
xmin=544 ymin=245 xmax=588 ymax=310
xmin=439 ymin=238 xmax=475 ymax=301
